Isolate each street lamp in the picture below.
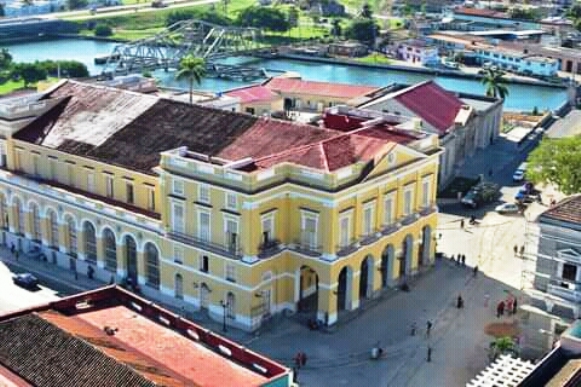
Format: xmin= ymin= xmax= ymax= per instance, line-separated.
xmin=220 ymin=299 xmax=229 ymax=332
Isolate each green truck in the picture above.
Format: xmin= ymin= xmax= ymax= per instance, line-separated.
xmin=461 ymin=182 xmax=501 ymax=209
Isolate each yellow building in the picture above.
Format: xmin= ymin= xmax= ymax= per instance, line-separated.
xmin=0 ymin=80 xmax=441 ymax=331
xmin=224 ymin=85 xmax=283 ymax=116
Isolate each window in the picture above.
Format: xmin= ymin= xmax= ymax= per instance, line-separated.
xmin=174 ymin=246 xmax=183 ymax=264
xmin=103 ymin=229 xmax=117 ymax=272
xmin=172 ymin=179 xmax=184 ymax=196
xmin=175 ymin=274 xmax=183 ymax=299
xmin=14 ymin=198 xmax=24 ymax=235
xmin=32 ymin=154 xmax=40 ymax=176
xmin=261 ymin=215 xmax=274 ymax=244
xmin=201 ymin=255 xmax=209 ymax=272
xmin=87 ymin=172 xmax=95 ymax=192
xmin=363 ymin=204 xmax=374 ymax=236
xmin=225 ymin=263 xmax=236 ymax=282
xmin=0 ymin=195 xmax=7 ymax=229
xmin=67 ymin=164 xmax=75 ymax=187
xmin=225 ymin=192 xmax=237 ymax=210
xmin=83 ymin=222 xmax=97 ymax=264
xmin=172 ymin=202 xmax=185 ymax=233
xmin=339 ymin=215 xmax=350 ymax=247
xmin=48 ymin=211 xmax=59 ymax=247
xmin=48 ymin=158 xmax=56 ymax=181
xmin=404 ymin=189 xmax=413 ymax=216
xmin=225 ymin=218 xmax=239 ymax=253
xmin=563 ymin=263 xmax=577 ymax=282
xmin=199 ymin=211 xmax=210 ymax=241
xmin=147 ymin=187 xmax=155 ymax=211
xmin=145 ymin=243 xmax=160 ymax=289
xmin=105 ymin=175 xmax=114 ymax=198
xmin=301 ymin=212 xmax=318 ymax=249
xmin=422 ymin=177 xmax=431 ymax=207
xmin=67 ymin=217 xmax=77 ymax=256
xmin=384 ymin=194 xmax=394 ymax=224
xmin=126 ymin=182 xmax=134 ymax=204
xmin=198 ymin=184 xmax=210 ymax=203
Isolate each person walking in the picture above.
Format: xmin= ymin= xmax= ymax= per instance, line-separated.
xmin=294 ymin=353 xmax=302 ymax=369
xmin=426 ymin=320 xmax=432 ymax=338
xmin=10 ymin=243 xmax=15 ymax=255
xmin=457 ymin=294 xmax=464 ymax=309
xmin=488 ymin=168 xmax=493 ymax=178
xmin=427 ymin=346 xmax=432 ymax=362
xmin=496 ymin=301 xmax=505 ymax=318
xmin=411 ymin=322 xmax=417 ymax=336
xmin=473 ymin=265 xmax=479 ymax=278
xmin=461 ymin=255 xmax=466 ymax=267
xmin=506 ymin=298 xmax=514 ymax=316
xmin=513 ymin=245 xmax=518 ymax=256
xmin=512 ymin=298 xmax=518 ymax=315
xmin=460 ymin=219 xmax=465 ymax=229
xmin=520 ymin=245 xmax=525 ymax=257
xmin=300 ymin=352 xmax=307 ymax=367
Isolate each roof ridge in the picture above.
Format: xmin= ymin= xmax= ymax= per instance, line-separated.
xmin=319 ymin=142 xmax=330 ymax=172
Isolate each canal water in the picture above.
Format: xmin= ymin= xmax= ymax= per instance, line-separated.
xmin=4 ymin=39 xmax=568 ymax=112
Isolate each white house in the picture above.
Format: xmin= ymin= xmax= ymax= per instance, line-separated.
xmin=396 ymin=40 xmax=440 ymax=66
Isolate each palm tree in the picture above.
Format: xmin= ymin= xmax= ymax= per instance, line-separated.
xmin=481 ymin=68 xmax=509 ymax=99
xmin=175 ymin=55 xmax=206 ymax=104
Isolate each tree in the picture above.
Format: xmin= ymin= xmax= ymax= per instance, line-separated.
xmin=527 ymin=136 xmax=581 ymax=195
xmin=12 ymin=63 xmax=47 ymax=88
xmin=175 ymin=55 xmax=206 ymax=104
xmin=0 ymin=48 xmax=12 ymax=69
xmin=489 ymin=336 xmax=519 ymax=362
xmin=361 ymin=3 xmax=372 ymax=18
xmin=67 ymin=0 xmax=88 ymax=10
xmin=481 ymin=68 xmax=509 ymax=99
xmin=166 ymin=10 xmax=197 ymax=27
xmin=567 ymin=4 xmax=581 ymax=19
xmin=199 ymin=10 xmax=231 ymax=25
xmin=288 ymin=6 xmax=299 ymax=28
xmin=344 ymin=18 xmax=378 ymax=45
xmin=508 ymin=7 xmax=539 ymax=21
xmin=236 ymin=6 xmax=290 ymax=32
xmin=330 ymin=19 xmax=342 ymax=37
xmin=94 ymin=24 xmax=113 ymax=37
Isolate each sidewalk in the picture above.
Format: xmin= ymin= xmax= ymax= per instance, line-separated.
xmin=0 ymin=247 xmax=254 ymax=344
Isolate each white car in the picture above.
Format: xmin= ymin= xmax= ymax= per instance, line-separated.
xmin=495 ymin=203 xmax=520 ymax=214
xmin=512 ymin=169 xmax=525 ymax=182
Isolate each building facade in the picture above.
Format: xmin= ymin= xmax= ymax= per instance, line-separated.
xmin=0 ymin=80 xmax=441 ymax=331
xmin=531 ymin=195 xmax=581 ymax=320
xmin=396 ymin=40 xmax=440 ymax=66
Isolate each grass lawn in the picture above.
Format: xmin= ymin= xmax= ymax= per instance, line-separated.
xmin=0 ymin=79 xmax=26 ymax=94
xmin=112 ymin=27 xmax=165 ymax=40
xmin=356 ymin=53 xmax=391 ymax=65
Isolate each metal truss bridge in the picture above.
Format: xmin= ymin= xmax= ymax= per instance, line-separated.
xmin=102 ymin=20 xmax=268 ymax=76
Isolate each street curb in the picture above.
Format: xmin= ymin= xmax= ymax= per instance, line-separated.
xmin=0 ymin=257 xmax=95 ymax=293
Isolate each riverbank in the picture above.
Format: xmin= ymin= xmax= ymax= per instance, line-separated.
xmin=261 ymin=53 xmax=568 ymax=89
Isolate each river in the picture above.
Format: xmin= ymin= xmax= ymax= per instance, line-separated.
xmin=3 ymin=38 xmax=568 ymax=112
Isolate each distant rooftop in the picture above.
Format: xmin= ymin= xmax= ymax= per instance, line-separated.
xmin=539 ymin=195 xmax=581 ymax=227
xmin=0 ymin=286 xmax=289 ymax=387
xmin=264 ymin=77 xmax=378 ymax=99
xmin=224 ymin=84 xmax=281 ymax=104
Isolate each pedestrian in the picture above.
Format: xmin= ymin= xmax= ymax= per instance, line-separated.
xmin=10 ymin=243 xmax=15 ymax=255
xmin=473 ymin=265 xmax=478 ymax=278
xmin=513 ymin=245 xmax=518 ymax=256
xmin=496 ymin=301 xmax=505 ymax=318
xmin=294 ymin=353 xmax=301 ymax=369
xmin=512 ymin=298 xmax=518 ymax=315
xmin=450 ymin=254 xmax=455 ymax=263
xmin=506 ymin=298 xmax=513 ymax=316
xmin=426 ymin=320 xmax=432 ymax=338
xmin=427 ymin=346 xmax=432 ymax=362
xmin=457 ymin=294 xmax=464 ymax=309
xmin=462 ymin=255 xmax=466 ymax=266
xmin=520 ymin=245 xmax=525 ymax=257
xmin=292 ymin=366 xmax=298 ymax=383
xmin=460 ymin=219 xmax=465 ymax=229
xmin=488 ymin=168 xmax=493 ymax=177
xmin=300 ymin=352 xmax=307 ymax=367
xmin=411 ymin=322 xmax=417 ymax=336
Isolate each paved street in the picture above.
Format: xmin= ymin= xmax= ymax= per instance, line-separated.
xmin=545 ymin=109 xmax=581 ymax=138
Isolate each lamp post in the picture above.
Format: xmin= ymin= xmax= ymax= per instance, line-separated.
xmin=220 ymin=299 xmax=229 ymax=332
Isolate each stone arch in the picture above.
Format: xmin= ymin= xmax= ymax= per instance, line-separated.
xmin=381 ymin=244 xmax=395 ymax=288
xmin=0 ymin=192 xmax=9 ymax=229
xmin=99 ymin=225 xmax=119 ymax=244
xmin=64 ymin=214 xmax=78 ymax=255
xmin=43 ymin=206 xmax=60 ymax=223
xmin=102 ymin=228 xmax=117 ymax=272
xmin=421 ymin=225 xmax=432 ymax=266
xmin=12 ymin=196 xmax=24 ymax=235
xmin=120 ymin=231 xmax=140 ymax=249
xmin=123 ymin=234 xmax=139 ymax=284
xmin=7 ymin=193 xmax=22 ymax=207
xmin=83 ymin=221 xmax=97 ymax=264
xmin=26 ymin=199 xmax=40 ymax=214
xmin=359 ymin=255 xmax=374 ymax=299
xmin=62 ymin=212 xmax=78 ymax=229
xmin=46 ymin=208 xmax=59 ymax=248
xmin=144 ymin=242 xmax=160 ymax=289
xmin=296 ymin=265 xmax=319 ymax=315
xmin=141 ymin=239 xmax=162 ymax=257
xmin=401 ymin=234 xmax=414 ymax=279
xmin=28 ymin=201 xmax=41 ymax=241
xmin=337 ymin=265 xmax=353 ymax=311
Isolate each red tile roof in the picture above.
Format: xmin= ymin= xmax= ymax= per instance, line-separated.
xmin=454 ymin=7 xmax=509 ymax=19
xmin=393 ymin=81 xmax=463 ymax=134
xmin=540 ymin=195 xmax=581 ymax=225
xmin=225 ymin=85 xmax=281 ymax=104
xmin=0 ymin=287 xmax=289 ymax=387
xmin=264 ymin=77 xmax=377 ymax=99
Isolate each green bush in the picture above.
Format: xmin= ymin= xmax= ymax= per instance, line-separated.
xmin=95 ymin=24 xmax=113 ymax=37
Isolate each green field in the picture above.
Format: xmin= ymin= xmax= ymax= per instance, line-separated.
xmin=0 ymin=79 xmax=26 ymax=94
xmin=355 ymin=53 xmax=391 ymax=65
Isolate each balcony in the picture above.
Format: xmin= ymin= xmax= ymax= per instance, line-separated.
xmin=381 ymin=222 xmax=400 ymax=236
xmin=547 ymin=282 xmax=581 ymax=303
xmin=419 ymin=205 xmax=437 ymax=217
xmin=400 ymin=213 xmax=419 ymax=226
xmin=167 ymin=231 xmax=243 ymax=259
xmin=291 ymin=231 xmax=322 ymax=257
xmin=359 ymin=230 xmax=381 ymax=246
xmin=257 ymin=239 xmax=282 ymax=259
xmin=336 ymin=238 xmax=359 ymax=257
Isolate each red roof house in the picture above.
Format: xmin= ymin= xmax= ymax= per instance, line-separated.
xmin=264 ymin=77 xmax=378 ymax=100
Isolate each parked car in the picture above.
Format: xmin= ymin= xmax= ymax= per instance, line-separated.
xmin=13 ymin=273 xmax=39 ymax=289
xmin=512 ymin=169 xmax=525 ymax=182
xmin=495 ymin=203 xmax=520 ymax=214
